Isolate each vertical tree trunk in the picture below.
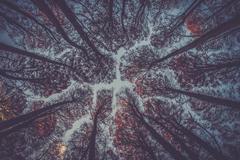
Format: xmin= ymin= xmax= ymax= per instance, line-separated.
xmin=108 ymin=0 xmax=114 ymax=28
xmin=0 ymin=0 xmax=57 ymax=41
xmin=172 ymin=120 xmax=228 ymax=160
xmin=0 ymin=69 xmax=45 ymax=82
xmin=140 ymin=117 xmax=187 ymax=160
xmin=0 ymin=12 xmax=33 ymax=36
xmin=53 ymin=0 xmax=104 ymax=59
xmin=139 ymin=133 xmax=158 ymax=160
xmin=196 ymin=59 xmax=240 ymax=72
xmin=88 ymin=116 xmax=98 ymax=160
xmin=0 ymin=43 xmax=70 ymax=68
xmin=154 ymin=110 xmax=229 ymax=160
xmin=121 ymin=0 xmax=127 ymax=33
xmin=88 ymin=105 xmax=104 ymax=160
xmin=168 ymin=0 xmax=203 ymax=34
xmin=130 ymin=104 xmax=187 ymax=160
xmin=31 ymin=0 xmax=89 ymax=55
xmin=166 ymin=87 xmax=240 ymax=110
xmin=0 ymin=100 xmax=74 ymax=137
xmin=147 ymin=115 xmax=199 ymax=160
xmin=150 ymin=16 xmax=240 ymax=67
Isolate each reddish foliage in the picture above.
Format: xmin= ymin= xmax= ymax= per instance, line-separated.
xmin=135 ymin=78 xmax=144 ymax=96
xmin=41 ymin=75 xmax=69 ymax=97
xmin=169 ymin=55 xmax=204 ymax=87
xmin=117 ymin=98 xmax=129 ymax=107
xmin=34 ymin=114 xmax=56 ymax=137
xmin=185 ymin=14 xmax=204 ymax=34
xmin=124 ymin=64 xmax=140 ymax=82
xmin=32 ymin=101 xmax=56 ymax=137
xmin=114 ymin=110 xmax=126 ymax=131
xmin=36 ymin=5 xmax=65 ymax=25
xmin=113 ymin=108 xmax=147 ymax=159
xmin=163 ymin=132 xmax=172 ymax=141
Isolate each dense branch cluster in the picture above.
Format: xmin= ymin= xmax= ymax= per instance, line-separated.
xmin=0 ymin=0 xmax=240 ymax=160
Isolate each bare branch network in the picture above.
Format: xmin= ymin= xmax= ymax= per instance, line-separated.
xmin=0 ymin=0 xmax=240 ymax=160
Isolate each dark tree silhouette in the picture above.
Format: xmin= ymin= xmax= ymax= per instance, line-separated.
xmin=0 ymin=0 xmax=239 ymax=159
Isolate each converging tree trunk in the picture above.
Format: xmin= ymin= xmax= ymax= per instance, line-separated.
xmin=196 ymin=58 xmax=240 ymax=72
xmin=0 ymin=69 xmax=46 ymax=83
xmin=0 ymin=42 xmax=71 ymax=68
xmin=166 ymin=87 xmax=240 ymax=110
xmin=130 ymin=102 xmax=187 ymax=160
xmin=146 ymin=102 xmax=229 ymax=160
xmin=146 ymin=115 xmax=199 ymax=160
xmin=31 ymin=0 xmax=89 ymax=55
xmin=171 ymin=118 xmax=228 ymax=160
xmin=0 ymin=0 xmax=57 ymax=41
xmin=0 ymin=100 xmax=75 ymax=137
xmin=52 ymin=0 xmax=105 ymax=59
xmin=168 ymin=0 xmax=203 ymax=35
xmin=150 ymin=16 xmax=240 ymax=67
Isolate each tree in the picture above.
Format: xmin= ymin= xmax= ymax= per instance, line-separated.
xmin=150 ymin=16 xmax=240 ymax=67
xmin=0 ymin=99 xmax=75 ymax=137
xmin=165 ymin=86 xmax=240 ymax=110
xmin=0 ymin=0 xmax=239 ymax=159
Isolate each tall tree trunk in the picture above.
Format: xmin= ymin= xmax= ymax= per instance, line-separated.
xmin=205 ymin=0 xmax=238 ymax=22
xmin=150 ymin=16 xmax=240 ymax=67
xmin=139 ymin=116 xmax=187 ymax=160
xmin=134 ymin=0 xmax=150 ymax=27
xmin=130 ymin=104 xmax=187 ymax=160
xmin=0 ymin=100 xmax=74 ymax=137
xmin=166 ymin=87 xmax=240 ymax=110
xmin=138 ymin=133 xmax=158 ymax=160
xmin=147 ymin=102 xmax=228 ymax=160
xmin=168 ymin=0 xmax=203 ymax=34
xmin=31 ymin=0 xmax=89 ymax=56
xmin=0 ymin=0 xmax=57 ymax=41
xmin=0 ymin=69 xmax=45 ymax=82
xmin=0 ymin=43 xmax=70 ymax=68
xmin=147 ymin=115 xmax=199 ymax=160
xmin=171 ymin=119 xmax=228 ymax=160
xmin=52 ymin=0 xmax=105 ymax=60
xmin=0 ymin=12 xmax=33 ymax=36
xmin=196 ymin=58 xmax=240 ymax=72
xmin=121 ymin=0 xmax=127 ymax=33
xmin=88 ymin=116 xmax=98 ymax=160
xmin=108 ymin=0 xmax=114 ymax=29
xmin=0 ymin=43 xmax=89 ymax=82
xmin=88 ymin=105 xmax=103 ymax=160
